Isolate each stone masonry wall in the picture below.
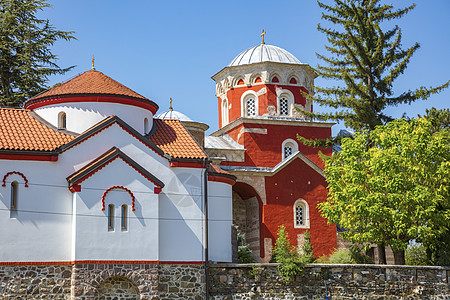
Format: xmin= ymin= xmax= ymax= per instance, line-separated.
xmin=209 ymin=263 xmax=450 ymax=300
xmin=0 ymin=263 xmax=205 ymax=300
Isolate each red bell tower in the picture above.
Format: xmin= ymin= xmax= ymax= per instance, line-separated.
xmin=207 ymin=34 xmax=337 ymax=262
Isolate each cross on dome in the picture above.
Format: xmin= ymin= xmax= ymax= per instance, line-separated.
xmin=260 ymin=29 xmax=266 ymax=44
xmin=91 ymin=55 xmax=95 ymax=70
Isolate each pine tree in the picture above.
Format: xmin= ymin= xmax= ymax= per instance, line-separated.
xmin=299 ymin=0 xmax=449 ymax=146
xmin=0 ymin=0 xmax=75 ymax=107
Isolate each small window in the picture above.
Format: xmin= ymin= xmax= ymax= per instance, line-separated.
xmin=108 ymin=204 xmax=114 ymax=230
xmin=294 ymin=200 xmax=309 ymax=228
xmin=284 ymin=143 xmax=293 ymax=159
xmin=10 ymin=181 xmax=18 ymax=209
xmin=222 ymin=99 xmax=229 ymax=126
xmin=121 ymin=205 xmax=127 ymax=230
xmin=289 ymin=78 xmax=297 ymax=84
xmin=246 ymin=97 xmax=256 ymax=117
xmin=280 ymin=97 xmax=289 ymax=116
xmin=144 ymin=117 xmax=149 ymax=134
xmin=271 ymin=76 xmax=279 ymax=83
xmin=58 ymin=112 xmax=66 ymax=129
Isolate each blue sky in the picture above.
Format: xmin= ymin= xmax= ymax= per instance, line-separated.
xmin=43 ymin=0 xmax=449 ymax=135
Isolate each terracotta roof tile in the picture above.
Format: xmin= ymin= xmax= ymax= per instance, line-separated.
xmin=149 ymin=119 xmax=207 ymax=160
xmin=28 ymin=70 xmax=148 ymax=102
xmin=0 ymin=108 xmax=75 ymax=151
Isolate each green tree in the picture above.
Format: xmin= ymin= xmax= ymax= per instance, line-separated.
xmin=301 ymin=231 xmax=315 ymax=263
xmin=272 ymin=225 xmax=304 ymax=281
xmin=419 ymin=107 xmax=450 ymax=132
xmin=319 ymin=118 xmax=450 ymax=265
xmin=0 ymin=0 xmax=75 ymax=107
xmin=299 ymin=0 xmax=448 ymax=147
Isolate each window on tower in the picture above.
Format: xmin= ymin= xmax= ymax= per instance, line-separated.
xmin=280 ymin=97 xmax=289 ymax=116
xmin=10 ymin=181 xmax=18 ymax=209
xmin=222 ymin=99 xmax=229 ymax=126
xmin=294 ymin=199 xmax=309 ymax=228
xmin=282 ymin=139 xmax=298 ymax=160
xmin=246 ymin=97 xmax=256 ymax=117
xmin=108 ymin=204 xmax=114 ymax=230
xmin=58 ymin=112 xmax=66 ymax=129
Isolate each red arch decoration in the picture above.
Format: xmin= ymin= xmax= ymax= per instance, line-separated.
xmin=2 ymin=171 xmax=29 ymax=187
xmin=101 ymin=186 xmax=135 ymax=211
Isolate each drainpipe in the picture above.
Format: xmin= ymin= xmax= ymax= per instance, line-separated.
xmin=203 ymin=158 xmax=209 ymax=299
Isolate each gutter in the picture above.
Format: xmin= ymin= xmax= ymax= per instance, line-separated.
xmin=203 ymin=158 xmax=210 ymax=299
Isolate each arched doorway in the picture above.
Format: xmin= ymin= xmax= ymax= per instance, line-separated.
xmin=94 ymin=276 xmax=140 ymax=300
xmin=232 ymin=182 xmax=263 ymax=261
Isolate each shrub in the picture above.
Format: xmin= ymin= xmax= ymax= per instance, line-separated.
xmin=236 ymin=226 xmax=255 ymax=263
xmin=405 ymin=242 xmax=428 ymax=266
xmin=301 ymin=231 xmax=316 ymax=263
xmin=327 ymin=249 xmax=357 ymax=264
xmin=272 ymin=225 xmax=304 ymax=281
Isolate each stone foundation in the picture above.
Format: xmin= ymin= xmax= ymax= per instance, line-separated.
xmin=209 ymin=263 xmax=450 ymax=299
xmin=0 ymin=263 xmax=204 ymax=299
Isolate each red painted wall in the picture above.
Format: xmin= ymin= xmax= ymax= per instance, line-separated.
xmin=263 ymin=158 xmax=337 ymax=258
xmin=221 ymin=122 xmax=331 ymax=169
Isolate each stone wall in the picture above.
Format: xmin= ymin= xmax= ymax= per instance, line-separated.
xmin=0 ymin=263 xmax=204 ymax=300
xmin=209 ymin=263 xmax=450 ymax=299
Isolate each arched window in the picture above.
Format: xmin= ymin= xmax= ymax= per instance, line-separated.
xmin=282 ymin=139 xmax=298 ymax=160
xmin=108 ymin=204 xmax=114 ymax=230
xmin=222 ymin=99 xmax=229 ymax=126
xmin=144 ymin=117 xmax=149 ymax=134
xmin=58 ymin=112 xmax=66 ymax=129
xmin=121 ymin=204 xmax=128 ymax=230
xmin=246 ymin=97 xmax=256 ymax=116
xmin=280 ymin=97 xmax=289 ymax=116
xmin=10 ymin=181 xmax=18 ymax=209
xmin=294 ymin=199 xmax=309 ymax=228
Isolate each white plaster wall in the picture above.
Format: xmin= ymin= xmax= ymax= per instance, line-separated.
xmin=208 ymin=181 xmax=233 ymax=263
xmin=34 ymin=102 xmax=154 ymax=135
xmin=158 ymin=167 xmax=206 ymax=262
xmin=0 ymin=160 xmax=73 ymax=262
xmin=0 ymin=122 xmax=229 ymax=263
xmin=72 ymin=158 xmax=159 ymax=261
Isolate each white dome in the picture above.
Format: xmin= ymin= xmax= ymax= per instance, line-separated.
xmin=229 ymin=44 xmax=302 ymax=67
xmin=154 ymin=109 xmax=192 ymax=121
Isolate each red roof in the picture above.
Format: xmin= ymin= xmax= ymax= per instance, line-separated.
xmin=150 ymin=119 xmax=207 ymax=160
xmin=0 ymin=108 xmax=74 ymax=151
xmin=27 ymin=70 xmax=149 ymax=102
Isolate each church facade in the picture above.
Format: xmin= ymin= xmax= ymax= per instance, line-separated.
xmin=0 ymin=40 xmax=337 ymax=298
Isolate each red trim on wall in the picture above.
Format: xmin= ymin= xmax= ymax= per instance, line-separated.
xmin=2 ymin=171 xmax=29 ymax=187
xmin=0 ymin=260 xmax=206 ymax=266
xmin=102 ymin=186 xmax=136 ymax=211
xmin=208 ymin=175 xmax=235 ymax=186
xmin=154 ymin=187 xmax=162 ymax=194
xmin=26 ymin=95 xmax=158 ymax=115
xmin=0 ymin=154 xmax=58 ymax=161
xmin=170 ymin=161 xmax=205 ymax=168
xmin=69 ymin=184 xmax=81 ymax=193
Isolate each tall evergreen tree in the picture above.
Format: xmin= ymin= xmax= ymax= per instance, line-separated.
xmin=0 ymin=0 xmax=75 ymax=107
xmin=299 ymin=0 xmax=448 ymax=146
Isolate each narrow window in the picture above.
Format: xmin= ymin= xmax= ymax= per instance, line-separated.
xmin=121 ymin=204 xmax=128 ymax=230
xmin=144 ymin=117 xmax=149 ymax=134
xmin=284 ymin=143 xmax=293 ymax=159
xmin=280 ymin=97 xmax=289 ymax=116
xmin=58 ymin=112 xmax=67 ymax=129
xmin=10 ymin=181 xmax=18 ymax=209
xmin=295 ymin=205 xmax=304 ymax=226
xmin=246 ymin=97 xmax=256 ymax=117
xmin=222 ymin=99 xmax=229 ymax=126
xmin=108 ymin=204 xmax=114 ymax=230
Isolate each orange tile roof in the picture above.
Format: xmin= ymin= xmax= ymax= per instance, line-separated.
xmin=0 ymin=108 xmax=75 ymax=151
xmin=28 ymin=70 xmax=149 ymax=102
xmin=208 ymin=163 xmax=234 ymax=177
xmin=150 ymin=119 xmax=207 ymax=160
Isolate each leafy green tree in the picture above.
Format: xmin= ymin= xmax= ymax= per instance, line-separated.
xmin=301 ymin=231 xmax=316 ymax=263
xmin=0 ymin=0 xmax=75 ymax=107
xmin=319 ymin=118 xmax=450 ymax=265
xmin=236 ymin=227 xmax=255 ymax=263
xmin=419 ymin=107 xmax=450 ymax=132
xmin=272 ymin=225 xmax=304 ymax=281
xmin=299 ymin=0 xmax=448 ymax=147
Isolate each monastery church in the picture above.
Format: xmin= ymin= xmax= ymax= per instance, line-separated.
xmin=0 ymin=36 xmax=337 ymax=298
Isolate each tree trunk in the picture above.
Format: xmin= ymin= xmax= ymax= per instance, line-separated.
xmin=393 ymin=249 xmax=405 ymax=265
xmin=377 ymin=244 xmax=386 ymax=264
